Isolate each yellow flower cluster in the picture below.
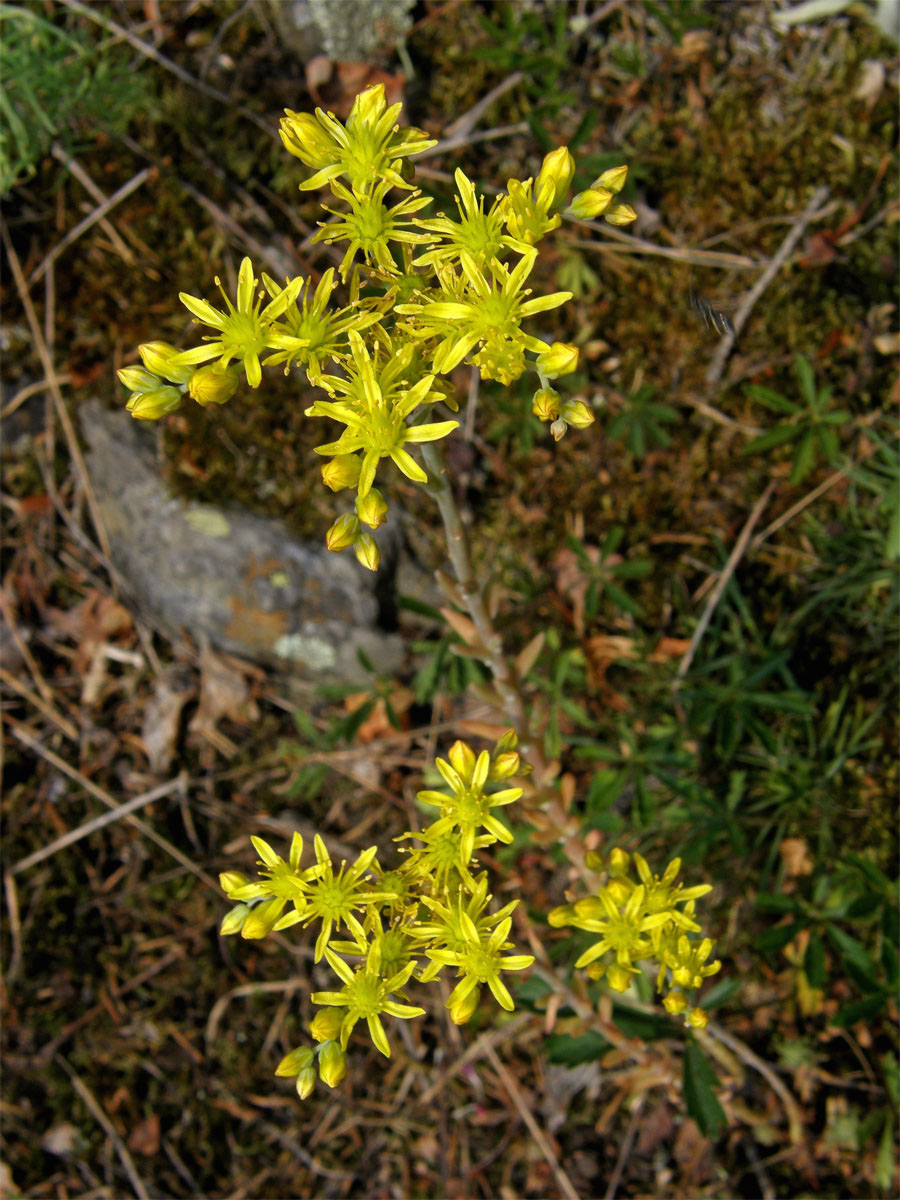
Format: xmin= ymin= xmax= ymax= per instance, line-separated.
xmin=117 ymin=84 xmax=637 ymax=568
xmin=549 ymin=848 xmax=721 ymax=1029
xmin=220 ymin=731 xmax=535 ymax=1099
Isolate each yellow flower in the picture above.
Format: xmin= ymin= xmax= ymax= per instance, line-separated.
xmin=176 ymin=258 xmax=302 ymax=388
xmin=314 ymin=179 xmax=432 ymax=280
xmin=413 ymin=168 xmax=528 ymax=271
xmin=279 ymin=83 xmax=436 ymax=194
xmin=309 ymin=331 xmax=458 ymax=498
xmin=311 ymin=945 xmax=425 ymax=1058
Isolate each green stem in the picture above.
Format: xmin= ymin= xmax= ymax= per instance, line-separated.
xmin=421 ymin=441 xmax=545 ymax=772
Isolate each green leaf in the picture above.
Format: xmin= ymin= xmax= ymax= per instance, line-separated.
xmin=683 ymin=1041 xmax=727 ymax=1138
xmin=758 ymin=921 xmax=805 ymax=953
xmin=833 ymin=994 xmax=886 ymax=1027
xmin=611 ymin=1003 xmax=677 ymax=1040
xmin=875 ymin=1115 xmax=895 ymax=1192
xmin=746 ymin=384 xmax=797 ymax=414
xmin=545 ymin=1030 xmax=611 ymax=1065
xmin=790 ymin=430 xmax=816 ymax=483
xmin=805 ymin=931 xmax=827 ymax=988
xmin=794 ymin=354 xmax=818 ymax=405
xmin=825 ymin=925 xmax=876 ymax=975
xmin=755 ymin=893 xmax=803 ymax=914
xmin=743 ymin=425 xmax=799 ymax=455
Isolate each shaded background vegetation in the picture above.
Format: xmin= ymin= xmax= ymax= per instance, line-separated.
xmin=1 ymin=1 xmax=897 ymax=1197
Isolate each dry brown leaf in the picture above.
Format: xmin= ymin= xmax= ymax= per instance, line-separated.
xmin=142 ymin=666 xmax=195 ymax=774
xmin=127 ymin=1113 xmax=160 ymax=1156
xmin=188 ymin=644 xmax=259 ymax=757
xmin=780 ymin=837 xmax=813 ymax=877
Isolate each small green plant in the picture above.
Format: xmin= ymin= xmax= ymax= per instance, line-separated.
xmin=743 ymin=354 xmax=851 ymax=484
xmin=117 ymin=84 xmax=719 ymax=1106
xmin=607 ymin=382 xmax=679 ymax=456
xmin=0 ymin=3 xmax=149 ymax=193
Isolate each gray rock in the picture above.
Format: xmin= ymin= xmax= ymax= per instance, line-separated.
xmin=80 ymin=400 xmax=404 ymax=684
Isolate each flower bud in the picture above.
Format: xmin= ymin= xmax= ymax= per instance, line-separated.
xmin=318 ymin=1041 xmax=347 ymax=1088
xmin=448 ymin=985 xmax=481 ymax=1025
xmin=447 ymin=739 xmax=476 ymax=781
xmin=219 ymin=903 xmax=250 ymax=936
xmin=536 ymin=342 xmax=578 ymax=378
xmin=351 ymin=83 xmax=387 ymax=128
xmin=126 ymin=386 xmax=182 ymax=420
xmin=608 ymin=848 xmax=630 ymax=876
xmin=219 ymin=870 xmax=251 ymax=896
xmin=355 ymin=487 xmax=389 ymax=529
xmin=532 ymin=387 xmax=561 ymax=422
xmin=118 ymin=365 xmax=162 ymax=393
xmin=188 ymin=364 xmax=241 ymax=407
xmin=550 ymin=417 xmax=567 ymax=442
xmin=606 ymin=963 xmax=634 ymax=992
xmin=494 ymin=728 xmax=518 ymax=754
xmin=279 ymin=111 xmax=333 ymax=168
xmin=296 ymin=1067 xmax=317 ymax=1099
xmin=354 ymin=532 xmax=381 ymax=572
xmin=326 ymin=514 xmax=361 ymax=553
xmin=310 ymin=1009 xmax=343 ymax=1044
xmin=561 ymin=399 xmax=595 ymax=430
xmin=568 ymin=187 xmax=614 ymax=220
xmin=322 ymin=454 xmax=361 ymax=493
xmin=489 ymin=750 xmax=521 ymax=781
xmin=535 ymin=146 xmax=575 ymax=213
xmin=663 ymin=992 xmax=689 ymax=1016
xmin=275 ymin=1045 xmax=315 ymax=1077
xmin=138 ymin=341 xmax=194 ymax=384
xmin=605 ymin=203 xmax=637 ymax=227
xmin=240 ymin=896 xmax=286 ymax=939
xmin=686 ymin=1007 xmax=709 ymax=1029
xmin=591 ymin=164 xmax=628 ymax=194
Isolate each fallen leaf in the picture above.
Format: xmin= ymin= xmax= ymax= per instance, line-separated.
xmin=142 ymin=666 xmax=195 ymax=773
xmin=188 ymin=643 xmax=259 ymax=757
xmin=780 ymin=837 xmax=813 ymax=877
xmin=127 ymin=1113 xmax=160 ymax=1156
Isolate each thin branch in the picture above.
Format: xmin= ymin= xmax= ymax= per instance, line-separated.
xmin=1 ymin=220 xmax=114 ymax=569
xmin=484 ymin=1042 xmax=580 ymax=1200
xmin=59 ymin=0 xmax=273 ymax=136
xmin=10 ymin=776 xmax=184 ymax=875
xmin=704 ymin=186 xmax=831 ymax=392
xmin=751 ymin=467 xmax=849 ymax=551
xmin=675 ymin=481 xmax=776 ymax=684
xmin=50 ymin=142 xmax=135 ymax=264
xmin=26 ymin=168 xmax=153 ymax=289
xmin=704 ymin=1023 xmax=805 ymax=1146
xmin=57 ymin=1055 xmax=150 ymax=1200
xmin=8 ymin=722 xmax=219 ymax=892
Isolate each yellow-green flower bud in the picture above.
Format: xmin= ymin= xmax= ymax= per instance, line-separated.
xmin=591 ymin=164 xmax=628 ymax=194
xmin=663 ymin=992 xmax=689 ymax=1016
xmin=561 ymin=399 xmax=595 ymax=429
xmin=219 ymin=903 xmax=250 ymax=936
xmin=584 ymin=849 xmax=604 ymax=872
xmin=354 ymin=532 xmax=381 ymax=572
xmin=606 ymin=963 xmax=635 ymax=992
xmin=605 ymin=203 xmax=637 ymax=227
xmin=532 ymin=387 xmax=561 ymax=422
xmin=535 ymin=146 xmax=575 ymax=213
xmin=118 ymin=365 xmax=162 ymax=393
xmin=219 ymin=870 xmax=251 ymax=896
xmin=355 ymin=488 xmax=389 ymax=530
xmin=275 ymin=1045 xmax=315 ymax=1077
xmin=326 ymin=514 xmax=361 ymax=553
xmin=126 ymin=386 xmax=182 ymax=420
xmin=448 ymin=985 xmax=481 ymax=1025
xmin=240 ymin=896 xmax=285 ymax=939
xmin=686 ymin=1007 xmax=709 ymax=1029
xmin=489 ymin=750 xmax=521 ymax=781
xmin=318 ymin=1041 xmax=347 ymax=1088
xmin=321 ymin=454 xmax=361 ymax=493
xmin=310 ymin=1009 xmax=343 ymax=1043
xmin=296 ymin=1067 xmax=317 ymax=1099
xmin=447 ymin=739 xmax=476 ymax=780
xmin=138 ymin=341 xmax=194 ymax=384
xmin=550 ymin=418 xmax=567 ymax=442
xmin=568 ymin=187 xmax=614 ymax=220
xmin=608 ymin=848 xmax=630 ymax=876
xmin=536 ymin=342 xmax=578 ymax=378
xmin=606 ymin=878 xmax=631 ymax=906
xmin=280 ymin=111 xmax=333 ymax=168
xmin=188 ymin=364 xmax=241 ymax=407
xmin=494 ymin=728 xmax=518 ymax=754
